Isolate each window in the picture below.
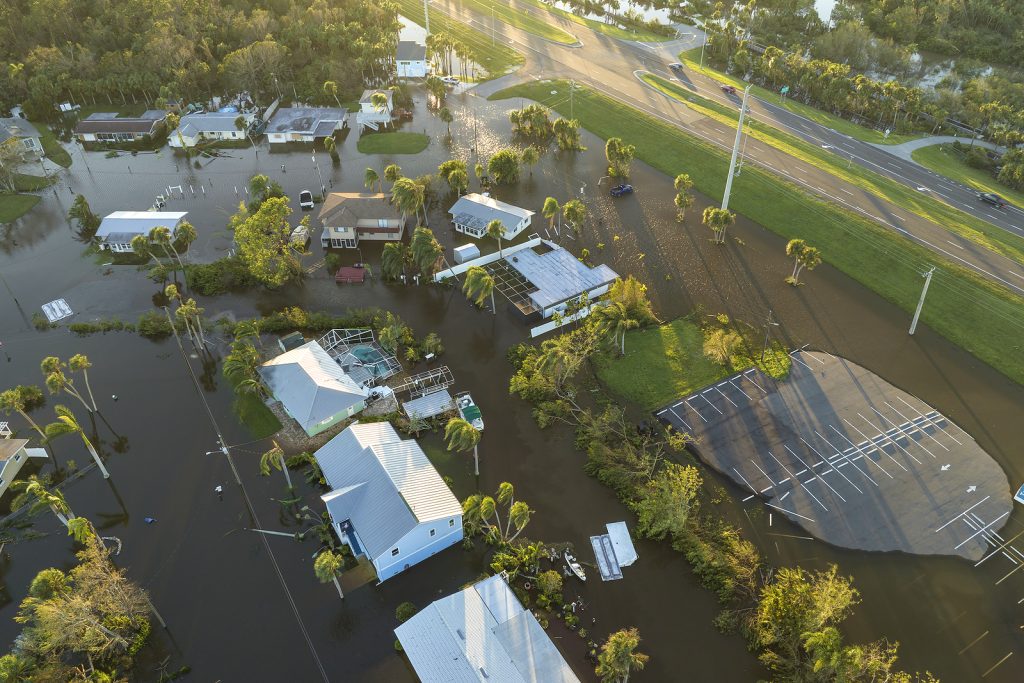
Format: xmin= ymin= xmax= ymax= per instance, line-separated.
xmin=391 ymin=547 xmax=399 ymax=557
xmin=429 ymin=529 xmax=436 ymax=537
xmin=449 ymin=519 xmax=455 ymax=528
xmin=378 ymin=218 xmax=389 ymax=228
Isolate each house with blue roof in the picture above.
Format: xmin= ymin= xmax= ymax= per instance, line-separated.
xmin=314 ymin=422 xmax=463 ymax=582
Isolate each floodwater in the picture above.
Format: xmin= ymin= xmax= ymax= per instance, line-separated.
xmin=1 ymin=86 xmax=1023 ymax=681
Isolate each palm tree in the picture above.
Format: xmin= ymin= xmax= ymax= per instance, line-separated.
xmin=410 ymin=226 xmax=442 ymax=277
xmin=323 ymin=80 xmax=342 ymax=109
xmin=130 ymin=234 xmax=153 ymax=262
xmin=463 ymin=266 xmax=496 ymax=314
xmin=382 ymin=241 xmax=410 ymax=281
xmin=314 ymin=549 xmax=345 ymax=600
xmin=542 ymin=197 xmax=560 ymax=233
xmin=178 ymin=298 xmax=207 ymax=347
xmin=447 ymin=168 xmax=468 ymax=195
xmin=786 ymin=238 xmax=822 ymax=285
xmin=370 ymin=91 xmax=388 ymax=115
xmin=149 ymin=226 xmax=184 ymax=269
xmin=323 ymin=135 xmax=339 ymax=163
xmin=445 ymin=417 xmax=481 ymax=475
xmin=520 ymin=146 xmax=540 ymax=176
xmin=0 ymin=387 xmax=46 ymax=439
xmin=439 ymin=106 xmax=454 ymax=135
xmin=486 ymin=219 xmax=505 ymax=257
xmin=595 ymin=301 xmax=639 ymax=356
xmin=259 ymin=440 xmax=293 ymax=490
xmin=68 ymin=354 xmax=98 ymax=412
xmin=165 ymin=283 xmax=196 ymax=345
xmin=172 ymin=222 xmax=197 ymax=261
xmin=41 ymin=357 xmax=93 ymax=413
xmin=364 ymin=167 xmax=382 ymax=193
xmin=45 ymin=404 xmax=109 ymax=479
xmin=596 ymin=628 xmax=649 ymax=683
xmin=562 ymin=199 xmax=587 ymax=232
xmin=222 ymin=341 xmax=261 ymax=385
xmin=391 ymin=176 xmax=424 ymax=224
xmin=383 ymin=163 xmax=402 ymax=185
xmin=702 ymin=206 xmax=735 ymax=244
xmin=12 ymin=475 xmax=76 ymax=529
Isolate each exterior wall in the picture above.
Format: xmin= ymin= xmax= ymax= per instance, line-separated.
xmin=504 ymin=215 xmax=530 ymax=239
xmin=170 ymin=129 xmax=241 ymax=148
xmin=397 ymin=60 xmax=427 ymax=78
xmin=0 ymin=449 xmax=26 ymax=497
xmin=306 ymin=399 xmax=366 ymax=436
xmin=78 ymin=132 xmax=98 ymax=142
xmin=454 ymin=215 xmax=530 ymax=240
xmin=373 ymin=515 xmax=463 ymax=582
xmin=539 ymin=282 xmax=612 ymax=319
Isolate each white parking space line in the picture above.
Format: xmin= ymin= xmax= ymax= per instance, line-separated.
xmin=894 ymin=397 xmax=963 ymax=445
xmin=698 ymin=393 xmax=725 ymax=415
xmin=742 ymin=370 xmax=768 ymax=394
xmin=884 ymin=401 xmax=949 ymax=451
xmin=798 ymin=437 xmax=864 ymax=495
xmin=728 ymin=377 xmax=753 ymax=400
xmin=769 ymin=450 xmax=829 ymax=511
xmin=765 ymin=501 xmax=816 ymax=523
xmin=822 ymin=426 xmax=889 ymax=481
xmin=789 ymin=352 xmax=814 ymax=370
xmin=935 ymin=496 xmax=990 ymax=532
xmin=803 ymin=351 xmax=826 ymax=365
xmin=684 ymin=399 xmax=708 ymax=423
xmin=667 ymin=407 xmax=692 ymax=431
xmin=868 ymin=407 xmax=937 ymax=460
xmin=732 ymin=467 xmax=760 ymax=496
xmin=749 ymin=459 xmax=780 ymax=492
xmin=714 ymin=386 xmax=739 ymax=407
xmin=784 ymin=445 xmax=847 ymax=503
xmin=847 ymin=414 xmax=918 ymax=468
xmin=976 ymin=526 xmax=1024 ymax=568
xmin=955 ymin=512 xmax=1009 ymax=550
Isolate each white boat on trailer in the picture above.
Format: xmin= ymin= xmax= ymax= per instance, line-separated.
xmin=564 ymin=550 xmax=586 ymax=582
xmin=455 ymin=391 xmax=484 ymax=431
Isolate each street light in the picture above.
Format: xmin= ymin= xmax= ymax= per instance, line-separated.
xmin=312 ymin=155 xmax=325 ymax=197
xmin=761 ymin=309 xmax=780 ymax=362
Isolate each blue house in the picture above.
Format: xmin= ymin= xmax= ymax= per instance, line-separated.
xmin=315 ymin=422 xmax=463 ymax=582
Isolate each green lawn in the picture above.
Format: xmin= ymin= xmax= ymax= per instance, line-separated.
xmin=233 ymin=393 xmax=282 ymax=439
xmin=13 ymin=172 xmax=55 ymax=192
xmin=459 ymin=0 xmax=577 ymax=44
xmin=676 ymin=48 xmax=919 ymax=146
xmin=0 ymin=193 xmax=40 ymax=223
xmin=912 ymin=143 xmax=1024 ymax=206
xmin=357 ymin=131 xmax=430 ymax=155
xmin=491 ymin=80 xmax=1024 ymax=386
xmin=393 ymin=0 xmax=524 ymax=80
xmin=640 ymin=73 xmax=1024 ymax=265
xmin=518 ymin=0 xmax=672 ymax=42
xmin=33 ymin=122 xmax=72 ymax=167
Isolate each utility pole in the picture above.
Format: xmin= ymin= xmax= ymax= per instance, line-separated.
xmin=909 ymin=267 xmax=935 ymax=335
xmin=761 ymin=309 xmax=780 ymax=362
xmin=312 ymin=155 xmax=325 ymax=197
xmin=722 ymin=85 xmax=751 ymax=212
xmin=423 ymin=0 xmax=430 ymax=35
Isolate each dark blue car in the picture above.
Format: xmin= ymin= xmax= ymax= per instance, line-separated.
xmin=610 ymin=184 xmax=634 ymax=197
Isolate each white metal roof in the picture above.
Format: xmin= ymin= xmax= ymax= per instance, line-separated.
xmin=606 ymin=521 xmax=638 ymax=566
xmin=448 ymin=193 xmax=534 ymax=234
xmin=315 ymin=423 xmax=461 ymax=560
xmin=95 ymin=211 xmax=187 ymax=240
xmin=508 ymin=242 xmax=619 ymax=311
xmin=403 ymin=390 xmax=454 ymax=420
xmin=257 ymin=341 xmax=367 ymax=434
xmin=395 ymin=574 xmax=581 ymax=683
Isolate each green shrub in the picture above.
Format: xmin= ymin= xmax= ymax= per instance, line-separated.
xmin=185 ymin=257 xmax=258 ymax=295
xmin=31 ymin=312 xmax=53 ymax=330
xmin=395 ymin=601 xmax=418 ymax=623
xmin=965 ymin=146 xmax=993 ymax=170
xmin=394 ymin=638 xmax=403 ymax=653
xmin=68 ymin=318 xmax=127 ymax=336
xmin=136 ymin=311 xmax=173 ymax=338
xmin=324 ymin=252 xmax=343 ymax=274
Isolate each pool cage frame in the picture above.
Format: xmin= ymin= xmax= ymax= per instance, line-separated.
xmin=317 ymin=328 xmax=402 ymax=386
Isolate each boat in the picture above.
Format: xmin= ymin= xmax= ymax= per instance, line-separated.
xmin=564 ymin=550 xmax=587 ymax=582
xmin=455 ymin=391 xmax=484 ymax=431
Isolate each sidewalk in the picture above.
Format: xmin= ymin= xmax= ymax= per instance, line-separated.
xmin=875 ymin=135 xmax=1003 ymax=162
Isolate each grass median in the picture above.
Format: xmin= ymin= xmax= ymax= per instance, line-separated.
xmin=676 ymin=48 xmax=918 ymax=146
xmin=490 ymin=79 xmax=1024 ymax=386
xmin=640 ymin=72 xmax=1024 ymax=265
xmin=912 ymin=143 xmax=1024 ymax=207
xmin=518 ymin=0 xmax=672 ymax=42
xmin=393 ymin=0 xmax=523 ymax=80
xmin=459 ymin=0 xmax=576 ymax=44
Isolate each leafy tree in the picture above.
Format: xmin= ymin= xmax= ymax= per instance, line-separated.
xmin=314 ymin=550 xmax=345 ymax=600
xmin=438 ymin=106 xmax=454 ymax=135
xmin=633 ymin=462 xmax=701 ymax=541
xmin=785 ymin=238 xmax=822 ymax=285
xmin=232 ymin=197 xmax=303 ymax=288
xmin=562 ymin=199 xmax=587 ymax=231
xmin=596 ymin=628 xmax=649 ymax=683
xmin=702 ymin=206 xmax=735 ymax=244
xmin=486 ymin=219 xmax=506 ymax=257
xmin=395 ymin=602 xmax=417 ymax=623
xmin=607 ymin=276 xmax=657 ymax=326
xmin=259 ymin=440 xmax=292 ymax=490
xmin=463 ymin=266 xmax=496 ymax=314
xmin=68 ymin=195 xmax=100 ymax=239
xmin=220 ymin=39 xmax=288 ymax=103
xmin=542 ymin=197 xmax=560 ymax=233
xmin=487 ymin=148 xmax=521 ymax=185
xmin=461 ymin=482 xmax=532 ymax=542
xmin=703 ymin=328 xmax=743 ymax=370
xmin=45 ymin=404 xmax=109 ymax=479
xmin=673 ymin=173 xmax=694 ymax=221
xmin=520 ymin=145 xmax=540 ymax=176
xmin=594 ymin=301 xmax=639 ymax=356
xmin=364 ymin=167 xmax=381 ymax=193
xmin=410 ymin=226 xmax=443 ymax=277
xmin=536 ymin=570 xmax=562 ymax=597
xmin=605 ymin=137 xmax=636 ymax=178
xmin=422 ymin=332 xmax=444 ymax=357
xmin=445 ymin=417 xmax=482 ymax=476
xmin=0 ymin=385 xmax=47 ymax=439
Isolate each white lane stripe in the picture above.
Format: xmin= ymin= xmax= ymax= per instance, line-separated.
xmin=769 ymin=450 xmax=828 ymax=511
xmin=955 ymin=512 xmax=1009 ymax=550
xmin=884 ymin=401 xmax=949 ymax=451
xmin=765 ymin=501 xmax=815 ymax=523
xmin=935 ymin=496 xmax=991 ymax=532
xmin=784 ymin=444 xmax=846 ymax=502
xmin=827 ymin=426 xmax=893 ymax=480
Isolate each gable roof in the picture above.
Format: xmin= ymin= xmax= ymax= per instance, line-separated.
xmin=267 ymin=107 xmax=346 ymax=135
xmin=95 ymin=211 xmax=188 ymax=241
xmin=257 ymin=341 xmax=368 ymax=434
xmin=359 ymin=89 xmax=394 ymax=106
xmin=315 ymin=423 xmax=461 ymax=559
xmin=397 ymin=41 xmax=427 ymax=61
xmin=0 ymin=439 xmax=28 ymax=463
xmin=395 ymin=574 xmax=581 ymax=683
xmin=448 ymin=193 xmax=534 ymax=232
xmin=0 ymin=118 xmax=40 ymax=143
xmin=318 ymin=192 xmax=403 ymax=226
xmin=177 ymin=112 xmax=241 ymax=136
xmin=74 ymin=112 xmax=164 ymax=135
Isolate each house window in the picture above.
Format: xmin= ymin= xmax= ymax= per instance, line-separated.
xmin=449 ymin=519 xmax=455 ymax=528
xmin=430 ymin=529 xmax=436 ymax=537
xmin=378 ymin=219 xmax=389 ymax=228
xmin=391 ymin=547 xmax=400 ymax=557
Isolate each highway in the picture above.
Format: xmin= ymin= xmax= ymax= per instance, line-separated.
xmin=426 ymin=0 xmax=1024 ymax=294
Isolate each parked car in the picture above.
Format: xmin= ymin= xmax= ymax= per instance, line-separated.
xmin=610 ymin=184 xmax=634 ymax=197
xmin=299 ymin=190 xmax=314 ymax=210
xmin=721 ymin=85 xmax=738 ymax=95
xmin=977 ymin=192 xmax=1008 ymax=209
xmin=441 ymin=76 xmax=460 ymax=86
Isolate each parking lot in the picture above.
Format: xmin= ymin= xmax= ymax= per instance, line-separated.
xmin=655 ymin=350 xmax=1015 ymax=562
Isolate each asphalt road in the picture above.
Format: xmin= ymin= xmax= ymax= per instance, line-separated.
xmin=429 ymin=0 xmax=1024 ymax=294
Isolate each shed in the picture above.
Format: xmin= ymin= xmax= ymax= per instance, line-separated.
xmin=453 ymin=243 xmax=481 ymax=264
xmin=403 ymin=390 xmax=454 ymax=421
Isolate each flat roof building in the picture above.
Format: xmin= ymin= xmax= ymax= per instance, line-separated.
xmin=506 ymin=241 xmax=618 ymax=318
xmin=265 ymin=107 xmax=346 ymax=144
xmin=95 ymin=211 xmax=188 ymax=253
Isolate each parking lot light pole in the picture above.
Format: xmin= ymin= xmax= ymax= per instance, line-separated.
xmin=909 ymin=267 xmax=935 ymax=335
xmin=722 ymin=86 xmax=751 ymax=212
xmin=761 ymin=309 xmax=780 ymax=362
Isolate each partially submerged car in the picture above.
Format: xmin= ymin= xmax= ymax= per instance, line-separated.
xmin=610 ymin=184 xmax=634 ymax=197
xmin=299 ymin=189 xmax=314 ymax=210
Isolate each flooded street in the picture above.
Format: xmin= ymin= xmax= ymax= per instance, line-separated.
xmin=1 ymin=86 xmax=1022 ymax=681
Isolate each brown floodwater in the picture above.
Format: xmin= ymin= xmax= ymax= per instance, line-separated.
xmin=0 ymin=86 xmax=1021 ymax=681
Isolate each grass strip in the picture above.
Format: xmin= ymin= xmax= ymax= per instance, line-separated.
xmin=392 ymin=0 xmax=523 ymax=80
xmin=490 ymin=79 xmax=1024 ymax=385
xmin=0 ymin=193 xmax=41 ymax=223
xmin=356 ymin=131 xmax=430 ymax=155
xmin=33 ymin=122 xmax=73 ymax=167
xmin=13 ymin=172 xmax=55 ymax=192
xmin=518 ymin=0 xmax=672 ymax=42
xmin=641 ymin=73 xmax=1024 ymax=265
xmin=676 ymin=48 xmax=919 ymax=146
xmin=912 ymin=143 xmax=1024 ymax=207
xmin=458 ymin=0 xmax=576 ymax=44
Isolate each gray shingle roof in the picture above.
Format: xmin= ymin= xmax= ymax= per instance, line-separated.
xmin=0 ymin=118 xmax=40 ymax=144
xmin=318 ymin=192 xmax=403 ymax=226
xmin=315 ymin=423 xmax=461 ymax=560
xmin=448 ymin=193 xmax=534 ymax=233
xmin=74 ymin=113 xmax=163 ymax=135
xmin=177 ymin=112 xmax=242 ymax=136
xmin=267 ymin=107 xmax=346 ymax=135
xmin=397 ymin=41 xmax=427 ymax=62
xmin=507 ymin=242 xmax=618 ymax=311
xmin=395 ymin=574 xmax=581 ymax=683
xmin=257 ymin=341 xmax=367 ymax=434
